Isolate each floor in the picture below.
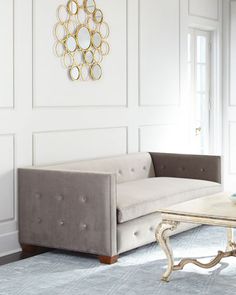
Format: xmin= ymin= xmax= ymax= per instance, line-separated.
xmin=0 ymin=226 xmax=235 ymax=295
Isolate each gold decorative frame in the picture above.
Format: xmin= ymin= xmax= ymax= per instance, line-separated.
xmin=54 ymin=0 xmax=110 ymax=81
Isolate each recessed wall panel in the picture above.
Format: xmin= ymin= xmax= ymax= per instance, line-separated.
xmin=0 ymin=135 xmax=14 ymax=222
xmin=33 ymin=127 xmax=127 ymax=165
xmin=230 ymin=1 xmax=236 ymax=106
xmin=33 ymin=0 xmax=127 ymax=107
xmin=229 ymin=122 xmax=236 ymax=174
xmin=0 ymin=1 xmax=14 ymax=108
xmin=189 ymin=0 xmax=219 ymax=20
xmin=139 ymin=125 xmax=180 ymax=153
xmin=139 ymin=0 xmax=180 ymax=106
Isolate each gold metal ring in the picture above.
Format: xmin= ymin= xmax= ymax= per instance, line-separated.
xmin=69 ymin=65 xmax=81 ymax=81
xmin=57 ymin=5 xmax=70 ymax=24
xmin=80 ymin=64 xmax=90 ymax=81
xmin=100 ymin=41 xmax=110 ymax=56
xmin=63 ymin=52 xmax=74 ymax=68
xmin=54 ymin=41 xmax=65 ymax=57
xmin=99 ymin=21 xmax=110 ymax=39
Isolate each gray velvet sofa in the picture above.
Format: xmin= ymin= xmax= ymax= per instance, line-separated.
xmin=18 ymin=152 xmax=222 ymax=264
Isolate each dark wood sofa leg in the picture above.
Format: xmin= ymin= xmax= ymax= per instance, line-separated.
xmin=21 ymin=244 xmax=50 ymax=255
xmin=98 ymin=255 xmax=119 ymax=264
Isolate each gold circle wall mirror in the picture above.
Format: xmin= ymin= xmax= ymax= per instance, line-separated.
xmin=92 ymin=32 xmax=102 ymax=49
xmin=84 ymin=50 xmax=94 ymax=64
xmin=90 ymin=63 xmax=102 ymax=80
xmin=93 ymin=9 xmax=103 ymax=24
xmin=65 ymin=35 xmax=77 ymax=52
xmin=76 ymin=26 xmax=91 ymax=50
xmin=67 ymin=0 xmax=78 ymax=15
xmin=70 ymin=66 xmax=80 ymax=80
xmin=54 ymin=0 xmax=110 ymax=81
xmin=85 ymin=0 xmax=96 ymax=14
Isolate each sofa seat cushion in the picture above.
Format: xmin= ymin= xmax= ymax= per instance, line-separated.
xmin=117 ymin=177 xmax=222 ymax=223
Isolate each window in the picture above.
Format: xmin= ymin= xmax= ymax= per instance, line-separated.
xmin=188 ymin=29 xmax=212 ymax=154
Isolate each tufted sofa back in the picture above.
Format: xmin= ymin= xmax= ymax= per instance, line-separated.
xmin=44 ymin=153 xmax=155 ymax=184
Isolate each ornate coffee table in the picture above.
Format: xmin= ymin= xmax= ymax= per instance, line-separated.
xmin=156 ymin=193 xmax=236 ymax=282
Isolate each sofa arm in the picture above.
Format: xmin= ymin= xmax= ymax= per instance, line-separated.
xmin=18 ymin=168 xmax=117 ymax=256
xmin=149 ymin=152 xmax=221 ymax=183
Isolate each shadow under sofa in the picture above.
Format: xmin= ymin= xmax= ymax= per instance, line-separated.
xmin=18 ymin=152 xmax=222 ymax=264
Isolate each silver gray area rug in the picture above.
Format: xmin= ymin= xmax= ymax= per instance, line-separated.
xmin=0 ymin=226 xmax=236 ymax=295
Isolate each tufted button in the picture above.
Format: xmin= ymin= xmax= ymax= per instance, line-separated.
xmin=35 ymin=193 xmax=41 ymax=199
xmin=149 ymin=227 xmax=154 ymax=232
xmin=80 ymin=195 xmax=87 ymax=203
xmin=59 ymin=220 xmax=65 ymax=226
xmin=200 ymin=168 xmax=205 ymax=172
xmin=143 ymin=166 xmax=146 ymax=170
xmin=134 ymin=231 xmax=139 ymax=236
xmin=131 ymin=168 xmax=135 ymax=173
xmin=37 ymin=218 xmax=42 ymax=224
xmin=179 ymin=167 xmax=185 ymax=171
xmin=118 ymin=170 xmax=122 ymax=175
xmin=55 ymin=195 xmax=63 ymax=201
xmin=160 ymin=165 xmax=165 ymax=170
xmin=80 ymin=223 xmax=87 ymax=231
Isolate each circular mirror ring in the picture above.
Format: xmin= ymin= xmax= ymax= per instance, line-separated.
xmin=65 ymin=35 xmax=77 ymax=52
xmin=93 ymin=9 xmax=103 ymax=24
xmin=99 ymin=22 xmax=110 ymax=39
xmin=93 ymin=49 xmax=103 ymax=63
xmin=86 ymin=17 xmax=97 ymax=31
xmin=83 ymin=50 xmax=94 ymax=64
xmin=84 ymin=0 xmax=96 ymax=14
xmin=91 ymin=31 xmax=102 ymax=49
xmin=55 ymin=22 xmax=67 ymax=41
xmin=65 ymin=19 xmax=77 ymax=35
xmin=81 ymin=64 xmax=90 ymax=81
xmin=76 ymin=25 xmax=91 ymax=50
xmin=70 ymin=66 xmax=80 ymax=81
xmin=67 ymin=0 xmax=78 ymax=15
xmin=77 ymin=0 xmax=84 ymax=8
xmin=73 ymin=50 xmax=84 ymax=66
xmin=77 ymin=9 xmax=87 ymax=25
xmin=90 ymin=63 xmax=102 ymax=80
xmin=54 ymin=41 xmax=65 ymax=57
xmin=57 ymin=5 xmax=70 ymax=24
xmin=63 ymin=52 xmax=74 ymax=68
xmin=100 ymin=41 xmax=110 ymax=56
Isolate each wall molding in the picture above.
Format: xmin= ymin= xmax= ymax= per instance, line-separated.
xmin=32 ymin=0 xmax=129 ymax=109
xmin=138 ymin=123 xmax=176 ymax=152
xmin=0 ymin=231 xmax=20 ymax=258
xmin=32 ymin=126 xmax=129 ymax=165
xmin=138 ymin=0 xmax=181 ymax=107
xmin=0 ymin=0 xmax=15 ymax=110
xmin=188 ymin=0 xmax=220 ymax=21
xmin=229 ymin=0 xmax=236 ymax=107
xmin=228 ymin=121 xmax=236 ymax=174
xmin=0 ymin=134 xmax=16 ymax=224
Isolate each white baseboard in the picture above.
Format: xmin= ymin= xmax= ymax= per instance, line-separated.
xmin=0 ymin=231 xmax=21 ymax=258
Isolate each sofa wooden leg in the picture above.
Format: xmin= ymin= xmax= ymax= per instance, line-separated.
xmin=98 ymin=255 xmax=119 ymax=264
xmin=21 ymin=244 xmax=49 ymax=255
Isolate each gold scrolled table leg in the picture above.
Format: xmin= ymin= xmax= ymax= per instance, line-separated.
xmin=226 ymin=227 xmax=236 ymax=251
xmin=155 ymin=220 xmax=179 ymax=282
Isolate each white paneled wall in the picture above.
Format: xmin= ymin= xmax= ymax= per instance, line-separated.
xmin=230 ymin=1 xmax=236 ymax=106
xmin=0 ymin=0 xmax=14 ymax=108
xmin=189 ymin=0 xmax=219 ymax=20
xmin=139 ymin=125 xmax=181 ymax=153
xmin=223 ymin=0 xmax=236 ymax=190
xmin=33 ymin=128 xmax=128 ymax=165
xmin=0 ymin=136 xmax=15 ymax=222
xmin=139 ymin=0 xmax=180 ymax=106
xmin=0 ymin=0 xmax=222 ymax=256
